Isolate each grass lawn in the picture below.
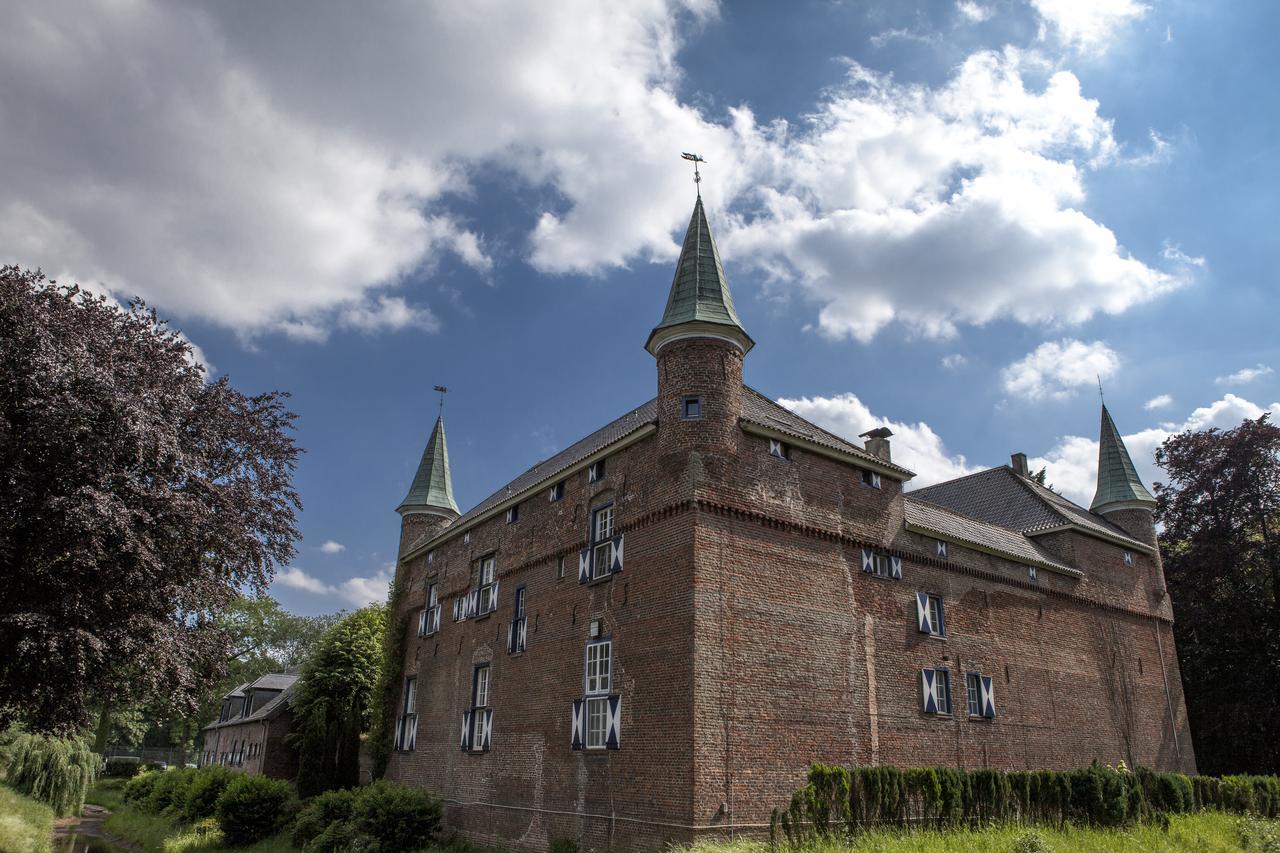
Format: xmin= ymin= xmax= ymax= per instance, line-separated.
xmin=0 ymin=785 xmax=55 ymax=853
xmin=689 ymin=812 xmax=1280 ymax=852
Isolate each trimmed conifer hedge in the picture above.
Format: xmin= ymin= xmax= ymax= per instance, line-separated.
xmin=772 ymin=762 xmax=1280 ymax=845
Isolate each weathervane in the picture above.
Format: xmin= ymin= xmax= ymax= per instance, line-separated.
xmin=1097 ymin=375 xmax=1105 ymax=405
xmin=433 ymin=385 xmax=448 ymax=417
xmin=681 ymin=152 xmax=706 ymax=194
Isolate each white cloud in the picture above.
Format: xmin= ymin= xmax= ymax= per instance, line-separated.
xmin=1161 ymin=242 xmax=1206 ymax=268
xmin=1144 ymin=394 xmax=1173 ymax=410
xmin=318 ymin=541 xmax=346 ymax=554
xmin=1030 ymin=0 xmax=1149 ymax=53
xmin=274 ymin=566 xmax=391 ymax=608
xmin=1030 ymin=394 xmax=1280 ymax=506
xmin=942 ymin=353 xmax=968 ymax=370
xmin=2 ymin=3 xmax=1187 ymax=348
xmin=957 ymin=2 xmax=992 ymax=23
xmin=777 ymin=393 xmax=979 ymax=489
xmin=1216 ymin=364 xmax=1273 ymax=386
xmin=1001 ymin=339 xmax=1119 ymax=401
xmin=722 ymin=49 xmax=1185 ymax=342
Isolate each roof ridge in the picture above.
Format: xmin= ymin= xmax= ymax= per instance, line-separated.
xmin=911 ymin=464 xmax=1008 ymax=495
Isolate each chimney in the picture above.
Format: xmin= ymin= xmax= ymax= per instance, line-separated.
xmin=1011 ymin=452 xmax=1029 ymax=477
xmin=860 ymin=427 xmax=894 ymax=462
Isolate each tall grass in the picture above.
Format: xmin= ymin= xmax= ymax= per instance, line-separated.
xmin=0 ymin=784 xmax=56 ymax=853
xmin=4 ymin=732 xmax=97 ymax=816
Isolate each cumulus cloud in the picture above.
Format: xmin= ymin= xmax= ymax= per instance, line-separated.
xmin=1161 ymin=242 xmax=1206 ymax=268
xmin=1030 ymin=394 xmax=1280 ymax=506
xmin=1216 ymin=364 xmax=1274 ymax=386
xmin=1144 ymin=394 xmax=1173 ymax=410
xmin=777 ymin=393 xmax=978 ymax=488
xmin=723 ymin=49 xmax=1185 ymax=342
xmin=957 ymin=2 xmax=993 ymax=23
xmin=942 ymin=353 xmax=968 ymax=370
xmin=1030 ymin=0 xmax=1149 ymax=53
xmin=1001 ymin=339 xmax=1119 ymax=401
xmin=274 ymin=566 xmax=391 ymax=607
xmin=318 ymin=541 xmax=346 ymax=555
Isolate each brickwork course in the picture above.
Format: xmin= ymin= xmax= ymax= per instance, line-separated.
xmin=383 ymin=193 xmax=1196 ymax=850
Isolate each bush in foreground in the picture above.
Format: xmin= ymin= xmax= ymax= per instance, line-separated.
xmin=147 ymin=767 xmax=197 ymax=814
xmin=3 ymin=732 xmax=97 ymax=816
xmin=122 ymin=770 xmax=159 ymax=806
xmin=184 ymin=764 xmax=237 ymax=821
xmin=216 ymin=774 xmax=297 ymax=846
xmin=291 ymin=781 xmax=443 ymax=852
xmin=293 ymin=788 xmax=359 ymax=849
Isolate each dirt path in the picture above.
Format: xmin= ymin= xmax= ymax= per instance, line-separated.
xmin=51 ymin=804 xmax=137 ymax=852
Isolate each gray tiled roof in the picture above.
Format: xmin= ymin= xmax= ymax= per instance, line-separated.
xmin=741 ymin=388 xmax=915 ymax=478
xmin=904 ymin=496 xmax=1077 ymax=575
xmin=248 ymin=673 xmax=298 ymax=692
xmin=911 ymin=466 xmax=1147 ymax=550
xmin=204 ymin=681 xmax=297 ymax=731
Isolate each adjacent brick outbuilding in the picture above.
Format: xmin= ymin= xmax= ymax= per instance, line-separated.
xmin=199 ymin=673 xmax=299 ymax=781
xmin=383 ymin=194 xmax=1195 ymax=850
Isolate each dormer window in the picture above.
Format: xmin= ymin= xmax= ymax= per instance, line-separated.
xmin=769 ymin=439 xmax=790 ymax=461
xmin=682 ymin=396 xmax=703 ymax=420
xmin=549 ymin=481 xmax=564 ymax=502
xmin=588 ymin=460 xmax=606 ymax=483
xmin=1123 ymin=550 xmax=1133 ymax=567
xmin=506 ymin=504 xmax=519 ymax=524
xmin=862 ymin=469 xmax=882 ymax=489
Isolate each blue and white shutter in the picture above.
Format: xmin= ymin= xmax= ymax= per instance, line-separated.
xmin=460 ymin=711 xmax=472 ymax=751
xmin=921 ymin=669 xmax=938 ymax=714
xmin=916 ymin=593 xmax=932 ymax=634
xmin=507 ymin=622 xmax=516 ymax=654
xmin=606 ymin=695 xmax=621 ymax=750
xmin=481 ymin=709 xmax=493 ymax=751
xmin=981 ymin=676 xmax=996 ymax=718
xmin=570 ymin=700 xmax=584 ymax=750
xmin=861 ymin=548 xmax=874 ymax=573
xmin=936 ymin=540 xmax=948 ymax=559
xmin=405 ymin=718 xmax=416 ymax=751
xmin=611 ymin=535 xmax=624 ymax=573
xmin=452 ymin=599 xmax=461 ymax=622
xmin=469 ymin=589 xmax=479 ymax=617
xmin=579 ymin=549 xmax=591 ymax=584
xmin=394 ymin=717 xmax=404 ymax=750
xmin=491 ymin=579 xmax=499 ymax=612
xmin=518 ymin=620 xmax=527 ymax=651
xmin=418 ymin=610 xmax=427 ymax=637
xmin=890 ymin=556 xmax=903 ymax=579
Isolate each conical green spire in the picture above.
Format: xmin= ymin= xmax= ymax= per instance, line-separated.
xmin=1091 ymin=404 xmax=1156 ymax=512
xmin=645 ymin=195 xmax=754 ymax=356
xmin=396 ymin=415 xmax=459 ymax=516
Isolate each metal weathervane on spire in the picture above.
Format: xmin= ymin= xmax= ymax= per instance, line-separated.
xmin=433 ymin=384 xmax=448 ymax=417
xmin=681 ymin=151 xmax=706 ymax=194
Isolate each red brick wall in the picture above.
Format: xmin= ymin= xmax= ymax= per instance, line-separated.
xmin=199 ymin=713 xmax=298 ymax=781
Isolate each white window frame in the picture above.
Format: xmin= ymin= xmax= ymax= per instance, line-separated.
xmin=591 ymin=505 xmax=615 ymax=580
xmin=933 ymin=668 xmax=952 ymax=714
xmin=470 ymin=665 xmax=489 ymax=751
xmin=965 ymin=672 xmax=981 ymax=718
xmin=477 ymin=556 xmax=497 ymax=614
xmin=584 ymin=640 xmax=612 ymax=750
xmin=510 ymin=586 xmax=527 ymax=654
xmin=769 ymin=439 xmax=790 ymax=460
xmin=397 ymin=677 xmax=418 ymax=751
xmin=550 ymin=481 xmax=564 ymax=502
xmin=421 ymin=581 xmax=440 ymax=636
xmin=927 ymin=593 xmax=945 ymax=637
xmin=871 ymin=553 xmax=892 ymax=578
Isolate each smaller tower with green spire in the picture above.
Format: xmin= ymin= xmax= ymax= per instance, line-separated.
xmin=396 ymin=410 xmax=460 ymax=556
xmin=1091 ymin=404 xmax=1158 ymax=544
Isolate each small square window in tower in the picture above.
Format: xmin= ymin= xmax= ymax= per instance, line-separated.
xmin=682 ymin=396 xmax=703 ymax=420
xmin=862 ymin=469 xmax=881 ymax=489
xmin=549 ymin=481 xmax=564 ymax=502
xmin=768 ymin=439 xmax=790 ymax=460
xmin=1123 ymin=550 xmax=1133 ymax=567
xmin=588 ymin=459 xmax=606 ymax=483
xmin=506 ymin=504 xmax=519 ymax=524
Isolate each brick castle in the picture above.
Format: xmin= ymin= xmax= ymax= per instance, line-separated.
xmin=383 ymin=193 xmax=1195 ymax=850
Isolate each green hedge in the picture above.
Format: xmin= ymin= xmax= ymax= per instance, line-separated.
xmin=291 ymin=780 xmax=443 ymax=852
xmin=773 ymin=763 xmax=1280 ymax=845
xmin=216 ymin=774 xmax=298 ymax=846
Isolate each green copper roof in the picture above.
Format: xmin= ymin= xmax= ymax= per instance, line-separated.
xmin=645 ymin=196 xmax=753 ymax=354
xmin=1091 ymin=404 xmax=1156 ymax=511
xmin=397 ymin=415 xmax=459 ymax=516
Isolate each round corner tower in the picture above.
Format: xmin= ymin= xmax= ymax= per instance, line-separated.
xmin=395 ymin=414 xmax=460 ymax=558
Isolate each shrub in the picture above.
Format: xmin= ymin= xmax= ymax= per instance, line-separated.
xmin=184 ymin=765 xmax=237 ymax=820
xmin=3 ymin=732 xmax=98 ymax=816
xmin=216 ymin=774 xmax=297 ymax=846
xmin=293 ymin=787 xmax=359 ymax=849
xmin=1012 ymin=830 xmax=1050 ymax=853
xmin=102 ymin=757 xmax=142 ymax=779
xmin=351 ymin=780 xmax=444 ymax=851
xmin=548 ymin=837 xmax=579 ymax=853
xmin=147 ymin=767 xmax=196 ymax=814
xmin=123 ymin=771 xmax=160 ymax=805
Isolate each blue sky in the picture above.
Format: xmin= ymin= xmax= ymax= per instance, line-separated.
xmin=5 ymin=1 xmax=1278 ymax=615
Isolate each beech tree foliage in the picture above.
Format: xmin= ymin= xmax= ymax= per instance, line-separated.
xmin=0 ymin=267 xmax=301 ymax=734
xmin=1156 ymin=414 xmax=1280 ymax=775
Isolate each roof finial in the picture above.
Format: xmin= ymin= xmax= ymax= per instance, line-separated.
xmin=1097 ymin=375 xmax=1105 ymax=405
xmin=681 ymin=151 xmax=705 ymax=197
xmin=433 ymin=384 xmax=448 ymax=417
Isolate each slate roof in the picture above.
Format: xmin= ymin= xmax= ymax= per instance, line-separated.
xmin=204 ymin=676 xmax=298 ymax=731
xmin=740 ymin=387 xmax=915 ymax=478
xmin=397 ymin=415 xmax=459 ymax=515
xmin=646 ymin=196 xmax=753 ymax=354
xmin=911 ymin=466 xmax=1148 ymax=550
xmin=1091 ymin=404 xmax=1156 ymax=511
xmin=903 ymin=496 xmax=1078 ymax=575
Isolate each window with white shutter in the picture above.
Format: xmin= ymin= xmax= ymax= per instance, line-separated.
xmin=921 ymin=667 xmax=951 ymax=715
xmin=579 ymin=639 xmax=620 ymax=750
xmin=466 ymin=665 xmax=491 ymax=753
xmin=583 ymin=504 xmax=623 ymax=582
xmin=916 ymin=592 xmax=944 ymax=636
xmin=508 ymin=586 xmax=527 ymax=655
xmin=395 ymin=677 xmax=417 ymax=751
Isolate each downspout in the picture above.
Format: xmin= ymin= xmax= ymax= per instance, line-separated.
xmin=1153 ymin=621 xmax=1181 ymax=760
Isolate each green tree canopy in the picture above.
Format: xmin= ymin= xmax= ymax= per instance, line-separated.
xmin=1156 ymin=413 xmax=1280 ymax=774
xmin=0 ymin=267 xmax=302 ymax=735
xmin=289 ymin=605 xmax=387 ymax=796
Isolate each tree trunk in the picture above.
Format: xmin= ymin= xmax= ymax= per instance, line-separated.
xmin=92 ymin=706 xmax=111 ymax=754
